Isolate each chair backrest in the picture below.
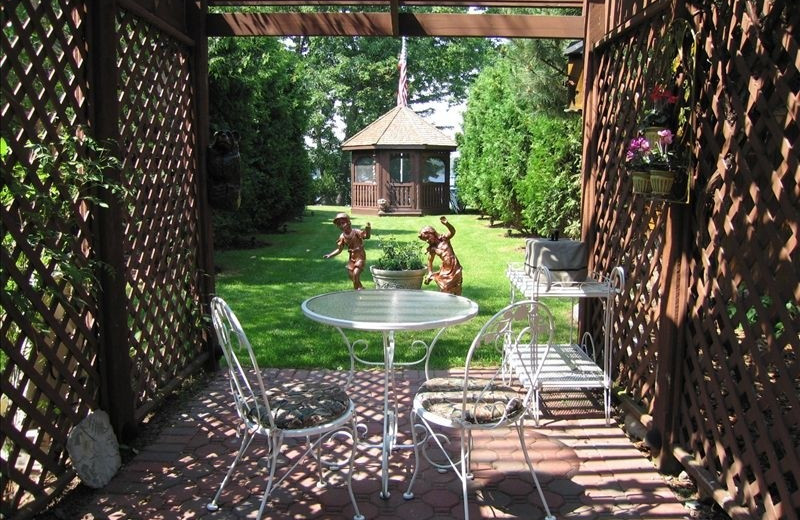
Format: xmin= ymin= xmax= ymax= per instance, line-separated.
xmin=210 ymin=297 xmax=275 ymax=430
xmin=461 ymin=300 xmax=555 ymax=422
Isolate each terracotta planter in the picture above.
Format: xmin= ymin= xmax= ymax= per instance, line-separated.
xmin=650 ymin=169 xmax=676 ymax=195
xmin=370 ymin=266 xmax=426 ymax=290
xmin=630 ymin=169 xmax=651 ymax=194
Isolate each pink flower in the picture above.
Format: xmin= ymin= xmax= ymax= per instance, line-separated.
xmin=625 ymin=136 xmax=653 ymax=167
xmin=657 ymin=129 xmax=674 ymax=146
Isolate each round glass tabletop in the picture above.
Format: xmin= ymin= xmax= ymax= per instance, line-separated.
xmin=301 ymin=289 xmax=479 ymax=331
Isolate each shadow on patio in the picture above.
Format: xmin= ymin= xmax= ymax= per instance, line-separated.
xmin=43 ymin=369 xmax=690 ymax=519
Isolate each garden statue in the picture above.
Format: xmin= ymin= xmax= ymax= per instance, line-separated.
xmin=324 ymin=213 xmax=371 ymax=290
xmin=418 ymin=216 xmax=463 ymax=295
xmin=207 ymin=130 xmax=241 ymax=211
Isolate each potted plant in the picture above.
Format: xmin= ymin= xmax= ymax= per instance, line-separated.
xmin=641 ymin=84 xmax=678 ymax=143
xmin=648 ymin=129 xmax=677 ymax=195
xmin=370 ymin=237 xmax=427 ymax=289
xmin=624 ymin=135 xmax=652 ymax=194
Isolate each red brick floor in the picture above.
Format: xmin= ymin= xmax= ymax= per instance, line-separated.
xmin=56 ymin=369 xmax=690 ymax=519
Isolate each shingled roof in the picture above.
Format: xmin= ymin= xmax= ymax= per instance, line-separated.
xmin=341 ymin=105 xmax=457 ymax=151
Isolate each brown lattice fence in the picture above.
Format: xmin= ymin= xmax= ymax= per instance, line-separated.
xmin=583 ymin=1 xmax=799 ymax=519
xmin=1 ymin=1 xmax=211 ymax=517
xmin=115 ymin=5 xmax=207 ymax=421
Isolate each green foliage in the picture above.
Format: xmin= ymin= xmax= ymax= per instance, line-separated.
xmin=727 ymin=284 xmax=800 ymax=339
xmin=508 ymin=39 xmax=573 ymax=114
xmin=456 ymin=43 xmax=582 ymax=238
xmin=1 ymin=130 xmax=126 ymax=350
xmin=372 ymin=237 xmax=425 ymax=270
xmin=208 ymin=38 xmax=312 ymax=239
xmin=519 ymin=115 xmax=582 ymax=237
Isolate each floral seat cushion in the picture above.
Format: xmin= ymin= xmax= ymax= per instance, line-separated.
xmin=246 ymin=382 xmax=350 ymax=430
xmin=417 ymin=377 xmax=525 ymax=425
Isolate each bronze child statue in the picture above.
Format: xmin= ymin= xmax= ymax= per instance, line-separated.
xmin=419 ymin=216 xmax=463 ymax=295
xmin=324 ymin=213 xmax=371 ymax=290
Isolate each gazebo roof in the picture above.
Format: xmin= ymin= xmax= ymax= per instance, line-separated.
xmin=341 ymin=105 xmax=457 ymax=151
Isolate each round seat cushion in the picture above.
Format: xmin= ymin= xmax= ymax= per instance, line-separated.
xmin=247 ymin=382 xmax=351 ymax=430
xmin=416 ymin=377 xmax=525 ymax=425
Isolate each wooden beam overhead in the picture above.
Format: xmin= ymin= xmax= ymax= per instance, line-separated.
xmin=207 ymin=11 xmax=584 ymax=38
xmin=209 ymin=0 xmax=583 ymax=7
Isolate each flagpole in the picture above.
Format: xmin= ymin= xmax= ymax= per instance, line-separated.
xmin=397 ymin=37 xmax=408 ymax=107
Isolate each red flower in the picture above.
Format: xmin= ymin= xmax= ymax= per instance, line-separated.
xmin=650 ymin=85 xmax=678 ymax=104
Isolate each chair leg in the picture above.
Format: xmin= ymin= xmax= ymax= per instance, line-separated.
xmin=255 ymin=431 xmax=283 ymax=520
xmin=315 ymin=435 xmax=326 ymax=487
xmin=403 ymin=409 xmax=420 ymax=500
xmin=460 ymin=430 xmax=470 ymax=520
xmin=207 ymin=427 xmax=256 ymax=512
xmin=465 ymin=429 xmax=474 ymax=480
xmin=516 ymin=422 xmax=555 ymax=520
xmin=346 ymin=417 xmax=366 ymax=520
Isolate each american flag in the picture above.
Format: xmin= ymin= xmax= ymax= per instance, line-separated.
xmin=397 ymin=37 xmax=408 ymax=107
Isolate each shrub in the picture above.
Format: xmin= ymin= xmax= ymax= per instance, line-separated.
xmin=372 ymin=238 xmax=425 ymax=270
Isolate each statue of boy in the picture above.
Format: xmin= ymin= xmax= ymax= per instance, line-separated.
xmin=418 ymin=216 xmax=463 ymax=295
xmin=324 ymin=213 xmax=371 ymax=290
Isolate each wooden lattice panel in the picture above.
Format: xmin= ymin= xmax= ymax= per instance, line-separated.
xmin=115 ymin=8 xmax=205 ymax=421
xmin=679 ymin=1 xmax=800 ymax=518
xmin=586 ymin=1 xmax=799 ymax=518
xmin=1 ymin=0 xmax=97 ymax=516
xmin=586 ymin=9 xmax=671 ymax=412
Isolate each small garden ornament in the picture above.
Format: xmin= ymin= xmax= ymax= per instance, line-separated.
xmin=324 ymin=213 xmax=371 ymax=290
xmin=418 ymin=216 xmax=463 ymax=295
xmin=207 ymin=130 xmax=241 ymax=211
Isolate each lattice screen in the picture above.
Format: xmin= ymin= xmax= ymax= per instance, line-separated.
xmin=1 ymin=1 xmax=207 ymax=517
xmin=1 ymin=0 xmax=97 ymax=515
xmin=585 ymin=1 xmax=799 ymax=518
xmin=587 ymin=7 xmax=671 ymax=412
xmin=679 ymin=1 xmax=799 ymax=518
xmin=116 ymin=7 xmax=205 ymax=421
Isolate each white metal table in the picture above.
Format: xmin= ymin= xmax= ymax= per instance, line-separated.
xmin=301 ymin=289 xmax=479 ymax=499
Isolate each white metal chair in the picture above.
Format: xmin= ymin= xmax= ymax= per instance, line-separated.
xmin=206 ymin=297 xmax=365 ymax=520
xmin=404 ymin=300 xmax=556 ymax=520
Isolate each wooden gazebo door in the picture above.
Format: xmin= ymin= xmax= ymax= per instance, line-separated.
xmin=386 ymin=151 xmax=415 ymax=209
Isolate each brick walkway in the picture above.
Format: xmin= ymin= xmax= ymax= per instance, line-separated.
xmin=53 ymin=369 xmax=690 ymax=519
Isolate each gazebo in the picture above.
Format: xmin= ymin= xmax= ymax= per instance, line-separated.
xmin=342 ymin=105 xmax=457 ymax=216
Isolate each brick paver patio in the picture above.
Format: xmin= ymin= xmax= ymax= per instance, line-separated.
xmin=47 ymin=369 xmax=691 ymax=519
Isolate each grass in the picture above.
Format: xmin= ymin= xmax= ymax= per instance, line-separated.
xmin=214 ymin=205 xmax=573 ymax=369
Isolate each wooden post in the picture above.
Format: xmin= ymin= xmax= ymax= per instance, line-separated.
xmin=578 ymin=0 xmax=607 ymax=338
xmin=188 ymin=0 xmax=218 ymax=371
xmin=579 ymin=0 xmax=607 ymax=252
xmin=651 ymin=202 xmax=690 ymax=473
xmin=650 ymin=0 xmax=691 ymax=473
xmin=87 ymin=0 xmax=137 ymax=441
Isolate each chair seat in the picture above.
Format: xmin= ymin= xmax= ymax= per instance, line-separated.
xmin=247 ymin=382 xmax=351 ymax=430
xmin=416 ymin=377 xmax=525 ymax=425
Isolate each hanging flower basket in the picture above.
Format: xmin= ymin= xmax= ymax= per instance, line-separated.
xmin=650 ymin=169 xmax=676 ymax=195
xmin=630 ymin=169 xmax=651 ymax=194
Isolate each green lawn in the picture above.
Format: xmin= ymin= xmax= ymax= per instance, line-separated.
xmin=214 ymin=205 xmax=572 ymax=369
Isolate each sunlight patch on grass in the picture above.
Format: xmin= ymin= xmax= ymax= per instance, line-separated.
xmin=215 ymin=205 xmax=580 ymax=369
